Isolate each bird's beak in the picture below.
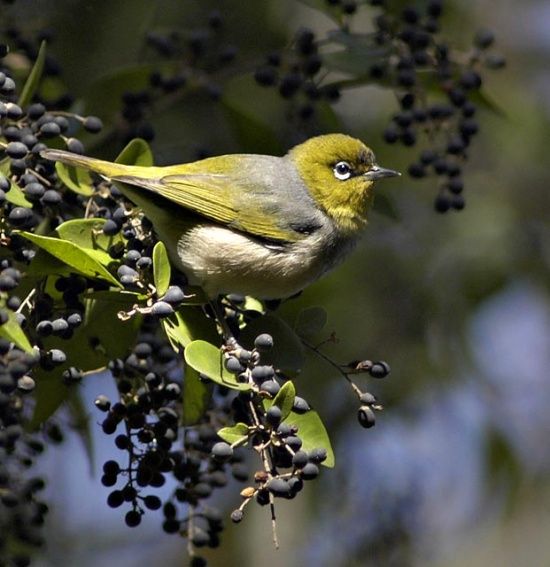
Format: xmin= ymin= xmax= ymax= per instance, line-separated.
xmin=364 ymin=165 xmax=401 ymax=181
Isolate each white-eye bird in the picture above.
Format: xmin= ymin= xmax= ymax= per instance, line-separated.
xmin=42 ymin=134 xmax=399 ymax=299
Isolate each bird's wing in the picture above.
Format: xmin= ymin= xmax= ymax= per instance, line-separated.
xmin=41 ymin=148 xmax=316 ymax=243
xmin=161 ymin=173 xmax=304 ymax=242
xmin=113 ymin=170 xmax=305 ymax=243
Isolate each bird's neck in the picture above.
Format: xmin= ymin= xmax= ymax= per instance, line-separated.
xmin=322 ymin=189 xmax=373 ymax=236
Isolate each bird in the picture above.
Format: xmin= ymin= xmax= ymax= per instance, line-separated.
xmin=41 ymin=133 xmax=399 ymax=299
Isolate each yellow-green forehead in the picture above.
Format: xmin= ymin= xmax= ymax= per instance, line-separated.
xmin=290 ymin=133 xmax=374 ymax=165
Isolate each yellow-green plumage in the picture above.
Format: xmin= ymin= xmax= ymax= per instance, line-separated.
xmin=289 ymin=134 xmax=378 ymax=234
xmin=41 ymin=134 xmax=399 ymax=298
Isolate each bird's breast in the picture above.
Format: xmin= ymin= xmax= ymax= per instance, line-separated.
xmin=173 ymin=223 xmax=356 ymax=299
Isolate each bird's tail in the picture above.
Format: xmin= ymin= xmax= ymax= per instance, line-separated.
xmin=41 ymin=148 xmax=177 ymax=237
xmin=40 ymin=148 xmax=133 ymax=179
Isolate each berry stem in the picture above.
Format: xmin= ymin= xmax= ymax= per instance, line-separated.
xmin=302 ymin=339 xmax=363 ymax=399
xmin=247 ymin=398 xmax=279 ymax=548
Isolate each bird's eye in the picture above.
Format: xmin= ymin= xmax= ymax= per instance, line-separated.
xmin=333 ymin=161 xmax=352 ymax=180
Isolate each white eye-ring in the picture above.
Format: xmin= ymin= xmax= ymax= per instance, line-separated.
xmin=333 ymin=161 xmax=352 ymax=180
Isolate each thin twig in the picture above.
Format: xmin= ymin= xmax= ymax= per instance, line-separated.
xmin=84 ymin=196 xmax=95 ymax=219
xmin=25 ymin=167 xmax=53 ymax=187
xmin=248 ymin=399 xmax=279 ymax=549
xmin=302 ymin=339 xmax=363 ymax=399
xmin=209 ymin=299 xmax=235 ymax=342
xmin=16 ymin=287 xmax=35 ymax=314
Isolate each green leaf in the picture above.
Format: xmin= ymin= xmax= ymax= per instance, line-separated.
xmin=322 ymin=75 xmax=387 ymax=93
xmin=0 ymin=161 xmax=32 ymax=207
xmin=161 ymin=309 xmax=218 ymax=425
xmin=26 ymin=249 xmax=74 ymax=279
xmin=116 ymin=138 xmax=154 ymax=167
xmin=217 ymin=422 xmax=249 ymax=445
xmin=323 ymin=46 xmax=390 ymax=77
xmin=271 ymin=380 xmax=296 ymax=421
xmin=184 ymin=340 xmax=251 ymax=391
xmin=77 ymin=294 xmax=142 ymax=364
xmin=18 ymin=40 xmax=47 ymax=108
xmin=243 ymin=296 xmax=264 ymax=314
xmin=153 ymin=241 xmax=171 ymax=297
xmin=83 ymin=289 xmax=146 ymax=303
xmin=469 ymin=89 xmax=506 ymax=117
xmin=5 ymin=180 xmax=33 ymax=208
xmin=55 ymin=218 xmax=124 ymax=255
xmin=182 ymin=367 xmax=211 ymax=426
xmin=29 ymin=292 xmax=141 ymax=428
xmin=0 ymin=309 xmax=33 ymax=353
xmin=285 ymin=409 xmax=335 ymax=467
xmin=295 ymin=306 xmax=327 ymax=337
xmin=263 ymin=383 xmax=327 ymax=462
xmin=162 ymin=308 xmax=218 ymax=351
xmin=18 ymin=231 xmax=121 ymax=287
xmin=55 ymin=162 xmax=94 ymax=196
xmin=297 ymin=0 xmax=343 ymax=24
xmin=82 ymin=248 xmax=118 ymax=269
xmin=326 ymin=30 xmax=376 ymax=49
xmin=27 ymin=369 xmax=67 ymax=431
xmin=241 ymin=315 xmax=305 ymax=375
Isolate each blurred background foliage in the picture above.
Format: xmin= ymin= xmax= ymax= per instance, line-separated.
xmin=2 ymin=0 xmax=549 ymax=565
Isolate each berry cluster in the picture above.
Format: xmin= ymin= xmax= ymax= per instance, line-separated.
xmin=118 ymin=10 xmax=239 ymax=145
xmin=0 ymin=282 xmax=48 ymax=567
xmin=350 ymin=359 xmax=389 ymax=428
xmin=216 ymin=333 xmax=331 ymax=525
xmin=27 ymin=278 xmax=92 ymax=383
xmin=254 ymin=28 xmax=341 ymax=127
xmin=371 ymin=2 xmax=506 ymax=211
xmin=94 ymin=324 xmax=182 ymax=524
xmin=306 ymin=339 xmax=390 ymax=428
xmin=0 ymin=334 xmax=47 ymax=567
xmin=0 ymin=36 xmax=88 ymax=566
xmin=2 ymin=25 xmax=75 ymax=112
xmin=92 ymin=317 xmax=339 ymax=563
xmin=0 ymin=34 xmax=103 ymax=239
xmin=93 ymin=320 xmax=248 ymax=563
xmin=0 ymin=98 xmax=103 ymax=230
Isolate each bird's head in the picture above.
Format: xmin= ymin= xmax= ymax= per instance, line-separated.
xmin=288 ymin=133 xmax=400 ymax=235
